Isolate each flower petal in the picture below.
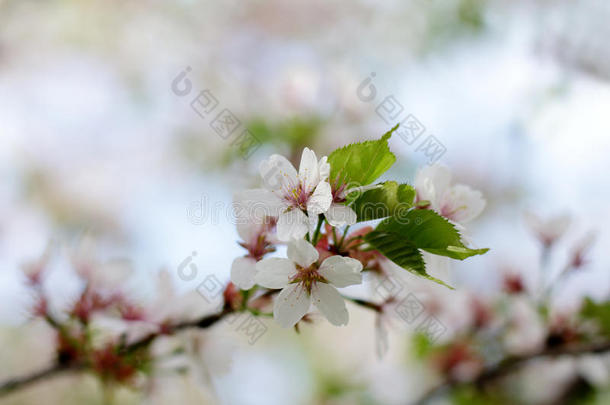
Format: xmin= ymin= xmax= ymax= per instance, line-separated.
xmin=311 ymin=283 xmax=349 ymax=326
xmin=307 ymin=181 xmax=332 ymax=215
xmin=318 ymin=156 xmax=330 ymax=182
xmin=234 ymin=189 xmax=285 ymax=221
xmin=318 ymin=256 xmax=363 ymax=287
xmin=92 ymin=259 xmax=132 ymax=289
xmin=230 ymin=257 xmax=257 ymax=290
xmin=440 ymin=184 xmax=486 ymax=224
xmin=414 ymin=164 xmax=451 ymax=207
xmin=307 ymin=212 xmax=319 ymax=240
xmin=287 ymin=239 xmax=319 ymax=268
xmin=273 ymin=284 xmax=311 ymax=328
xmin=325 ymin=203 xmax=357 ymax=227
xmin=198 ymin=332 xmax=236 ymax=376
xmin=276 ymin=209 xmax=309 ymax=241
xmin=235 ymin=222 xmax=260 ymax=245
xmin=298 ymin=147 xmax=320 ymax=193
xmin=260 ymin=154 xmax=298 ymax=192
xmin=254 ymin=258 xmax=295 ymax=289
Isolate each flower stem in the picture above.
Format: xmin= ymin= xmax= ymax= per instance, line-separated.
xmin=247 ymin=308 xmax=273 ymax=318
xmin=344 ymin=296 xmax=382 ymax=312
xmin=311 ymin=215 xmax=324 ymax=246
xmin=338 ymin=225 xmax=350 ymax=250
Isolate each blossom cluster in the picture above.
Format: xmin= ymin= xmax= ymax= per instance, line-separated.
xmin=401 ymin=213 xmax=607 ymax=404
xmin=10 ymin=127 xmax=609 ymax=405
xmin=12 ymin=126 xmax=491 ymax=396
xmin=19 ymin=235 xmax=218 ymax=389
xmin=230 ymin=126 xmax=488 ymax=328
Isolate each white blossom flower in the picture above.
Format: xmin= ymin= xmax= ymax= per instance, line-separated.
xmin=70 ymin=234 xmax=132 ymax=290
xmin=21 ymin=241 xmax=54 ymax=284
xmin=243 ymin=148 xmax=333 ymax=241
xmin=504 ymin=296 xmax=545 ymax=355
xmin=524 ymin=211 xmax=571 ymax=247
xmin=414 ymin=164 xmax=486 ymax=224
xmin=91 ymin=270 xmax=208 ymax=343
xmin=325 ymin=182 xmax=384 ymax=227
xmin=146 ymin=330 xmax=236 ymax=404
xmin=231 ymin=258 xmax=257 ymax=291
xmin=324 ymin=182 xmax=373 ymax=227
xmin=230 ymin=219 xmax=275 ymax=290
xmin=325 ymin=202 xmax=357 ymax=227
xmin=577 ymin=354 xmax=610 ymax=387
xmin=254 ymin=239 xmax=363 ymax=327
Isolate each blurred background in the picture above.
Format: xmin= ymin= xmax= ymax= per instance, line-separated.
xmin=1 ymin=0 xmax=609 ymax=404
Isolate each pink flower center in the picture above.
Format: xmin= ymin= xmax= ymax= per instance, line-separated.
xmin=245 ymin=234 xmax=272 ymax=260
xmin=290 ymin=264 xmax=327 ymax=294
xmin=241 ymin=220 xmax=276 ymax=260
xmin=284 ymin=183 xmax=311 ymax=210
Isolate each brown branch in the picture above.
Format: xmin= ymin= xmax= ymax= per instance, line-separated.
xmin=412 ymin=340 xmax=610 ymax=405
xmin=0 ymin=364 xmax=80 ymax=396
xmin=0 ymin=308 xmax=231 ymax=398
xmin=0 ymin=297 xmax=384 ymax=397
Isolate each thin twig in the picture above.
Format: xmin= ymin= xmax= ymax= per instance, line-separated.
xmin=0 ymin=309 xmax=231 ymax=398
xmin=345 ymin=296 xmax=382 ymax=312
xmin=0 ymin=363 xmax=80 ymax=396
xmin=2 ymin=297 xmax=395 ymax=397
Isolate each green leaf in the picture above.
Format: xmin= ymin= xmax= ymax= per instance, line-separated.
xmin=365 ymin=209 xmax=489 ymax=288
xmin=328 ymin=124 xmax=398 ymax=188
xmin=365 ymin=230 xmax=453 ymax=288
xmin=376 ymin=210 xmax=489 ymax=260
xmin=581 ymin=297 xmax=610 ymax=335
xmin=412 ymin=332 xmax=435 ymax=359
xmin=349 ymin=181 xmax=416 ymax=221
